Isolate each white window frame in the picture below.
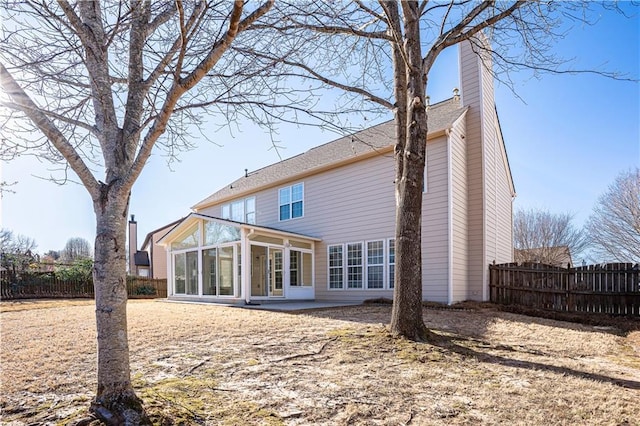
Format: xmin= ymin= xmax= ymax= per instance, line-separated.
xmin=328 ymin=239 xmax=396 ymax=291
xmin=221 ymin=196 xmax=256 ymax=224
xmin=388 ymin=238 xmax=395 ymax=289
xmin=279 ymin=182 xmax=304 ymax=221
xmin=346 ymin=242 xmax=364 ymax=289
xmin=327 ymin=244 xmax=344 ymax=290
xmin=366 ymin=240 xmax=385 ymax=289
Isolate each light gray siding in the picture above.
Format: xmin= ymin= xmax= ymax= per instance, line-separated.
xmin=422 ymin=136 xmax=451 ymax=303
xmin=460 ymin=37 xmax=514 ymax=300
xmin=491 ymin=115 xmax=514 ymax=266
xmin=460 ymin=39 xmax=486 ymax=300
xmin=198 ymin=135 xmax=453 ymax=302
xmin=449 ymin=115 xmax=469 ymax=302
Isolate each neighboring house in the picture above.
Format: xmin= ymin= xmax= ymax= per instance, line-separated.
xmin=128 ymin=216 xmax=183 ymax=279
xmin=157 ymin=39 xmax=515 ymax=305
xmin=514 ymin=246 xmax=573 ymax=268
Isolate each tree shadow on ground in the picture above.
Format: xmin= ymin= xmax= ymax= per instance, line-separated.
xmin=295 ymin=302 xmax=637 ymax=338
xmin=428 ymin=331 xmax=640 ymax=390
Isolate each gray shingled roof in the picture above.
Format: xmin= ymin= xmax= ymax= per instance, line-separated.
xmin=193 ymin=98 xmax=466 ymax=210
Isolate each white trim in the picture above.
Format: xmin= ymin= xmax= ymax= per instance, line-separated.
xmin=241 ymin=227 xmax=250 ymax=303
xmin=158 ymin=213 xmax=321 ymax=246
xmin=478 ymin=51 xmax=488 ymax=302
xmin=447 ymin=131 xmax=454 ymax=305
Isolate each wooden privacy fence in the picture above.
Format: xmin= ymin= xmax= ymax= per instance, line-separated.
xmin=1 ymin=271 xmax=167 ymax=300
xmin=490 ymin=262 xmax=640 ymax=316
xmin=126 ymin=277 xmax=168 ymax=299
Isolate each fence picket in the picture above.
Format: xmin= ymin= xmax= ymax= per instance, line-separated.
xmin=489 ymin=262 xmax=640 ymax=316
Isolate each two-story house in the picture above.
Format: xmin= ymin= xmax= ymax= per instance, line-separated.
xmin=157 ymin=39 xmax=515 ymax=305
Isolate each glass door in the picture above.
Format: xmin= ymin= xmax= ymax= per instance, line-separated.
xmin=270 ymin=248 xmax=284 ymax=297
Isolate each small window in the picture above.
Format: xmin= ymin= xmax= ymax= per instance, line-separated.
xmin=328 ymin=245 xmax=343 ymax=289
xmin=279 ymin=183 xmax=304 ymax=221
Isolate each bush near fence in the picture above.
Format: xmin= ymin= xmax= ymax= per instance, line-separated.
xmin=489 ymin=262 xmax=640 ymax=316
xmin=0 ymin=270 xmax=167 ymax=300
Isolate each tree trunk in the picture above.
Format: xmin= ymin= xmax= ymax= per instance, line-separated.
xmin=90 ymin=189 xmax=150 ymax=425
xmin=389 ymin=1 xmax=430 ymax=341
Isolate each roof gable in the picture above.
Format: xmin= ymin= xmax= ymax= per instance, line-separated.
xmin=193 ymin=98 xmax=466 ymax=210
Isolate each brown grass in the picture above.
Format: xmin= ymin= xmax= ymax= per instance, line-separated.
xmin=1 ymin=299 xmax=639 ymax=425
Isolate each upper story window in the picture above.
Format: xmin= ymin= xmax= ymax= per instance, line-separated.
xmin=221 ymin=197 xmax=256 ymax=224
xmin=279 ymin=182 xmax=304 ymax=221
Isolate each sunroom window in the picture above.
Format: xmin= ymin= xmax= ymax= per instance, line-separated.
xmin=171 ymin=223 xmax=200 ymax=250
xmin=204 ymin=221 xmax=241 ymax=246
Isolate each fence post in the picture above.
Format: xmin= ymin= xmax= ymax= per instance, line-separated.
xmin=567 ymin=263 xmax=575 ymax=312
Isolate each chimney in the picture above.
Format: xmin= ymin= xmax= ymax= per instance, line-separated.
xmin=128 ymin=214 xmax=137 ymax=276
xmin=453 ymin=88 xmax=460 ymax=102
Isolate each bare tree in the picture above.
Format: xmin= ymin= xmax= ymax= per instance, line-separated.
xmin=513 ymin=208 xmax=589 ymax=266
xmin=0 ymin=228 xmax=37 ymax=254
xmin=61 ymin=237 xmax=93 ymax=262
xmin=264 ymin=1 xmax=627 ymax=341
xmin=586 ymin=168 xmax=640 ymax=263
xmin=0 ymin=1 xmax=276 ymax=423
xmin=0 ymin=228 xmax=38 ymax=277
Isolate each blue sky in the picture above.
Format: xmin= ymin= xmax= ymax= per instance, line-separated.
xmin=1 ymin=4 xmax=638 ymax=259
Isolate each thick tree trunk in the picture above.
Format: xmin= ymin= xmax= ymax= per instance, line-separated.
xmin=90 ymin=190 xmax=150 ymax=425
xmin=389 ymin=1 xmax=430 ymax=341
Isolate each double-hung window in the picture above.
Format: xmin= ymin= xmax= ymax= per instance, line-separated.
xmin=347 ymin=243 xmax=363 ymax=289
xmin=328 ymin=245 xmax=344 ymax=289
xmin=367 ymin=241 xmax=384 ymax=289
xmin=279 ymin=183 xmax=303 ymax=221
xmin=328 ymin=239 xmax=396 ymax=291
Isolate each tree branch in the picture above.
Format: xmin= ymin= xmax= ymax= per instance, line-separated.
xmin=0 ymin=63 xmax=100 ymax=198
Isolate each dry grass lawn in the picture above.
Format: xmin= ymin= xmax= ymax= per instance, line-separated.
xmin=1 ymin=299 xmax=639 ymax=425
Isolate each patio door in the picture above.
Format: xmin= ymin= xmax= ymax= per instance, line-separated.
xmin=250 ymin=245 xmax=284 ymax=298
xmin=270 ymin=248 xmax=283 ymax=297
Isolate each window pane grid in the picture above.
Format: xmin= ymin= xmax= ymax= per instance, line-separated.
xmin=347 ymin=243 xmax=363 ymax=289
xmin=328 ymin=245 xmax=343 ymax=289
xmin=279 ymin=183 xmax=303 ymax=221
xmin=389 ymin=239 xmax=395 ymax=289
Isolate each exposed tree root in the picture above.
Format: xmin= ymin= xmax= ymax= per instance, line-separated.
xmin=90 ymin=391 xmax=151 ymax=426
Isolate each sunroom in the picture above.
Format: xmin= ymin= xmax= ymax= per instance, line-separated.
xmin=158 ymin=213 xmax=320 ymax=303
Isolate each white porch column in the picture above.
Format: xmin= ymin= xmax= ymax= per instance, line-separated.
xmin=241 ymin=227 xmax=250 ymax=303
xmin=283 ymin=239 xmax=290 ymax=298
xmin=166 ymin=249 xmax=173 ymax=297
